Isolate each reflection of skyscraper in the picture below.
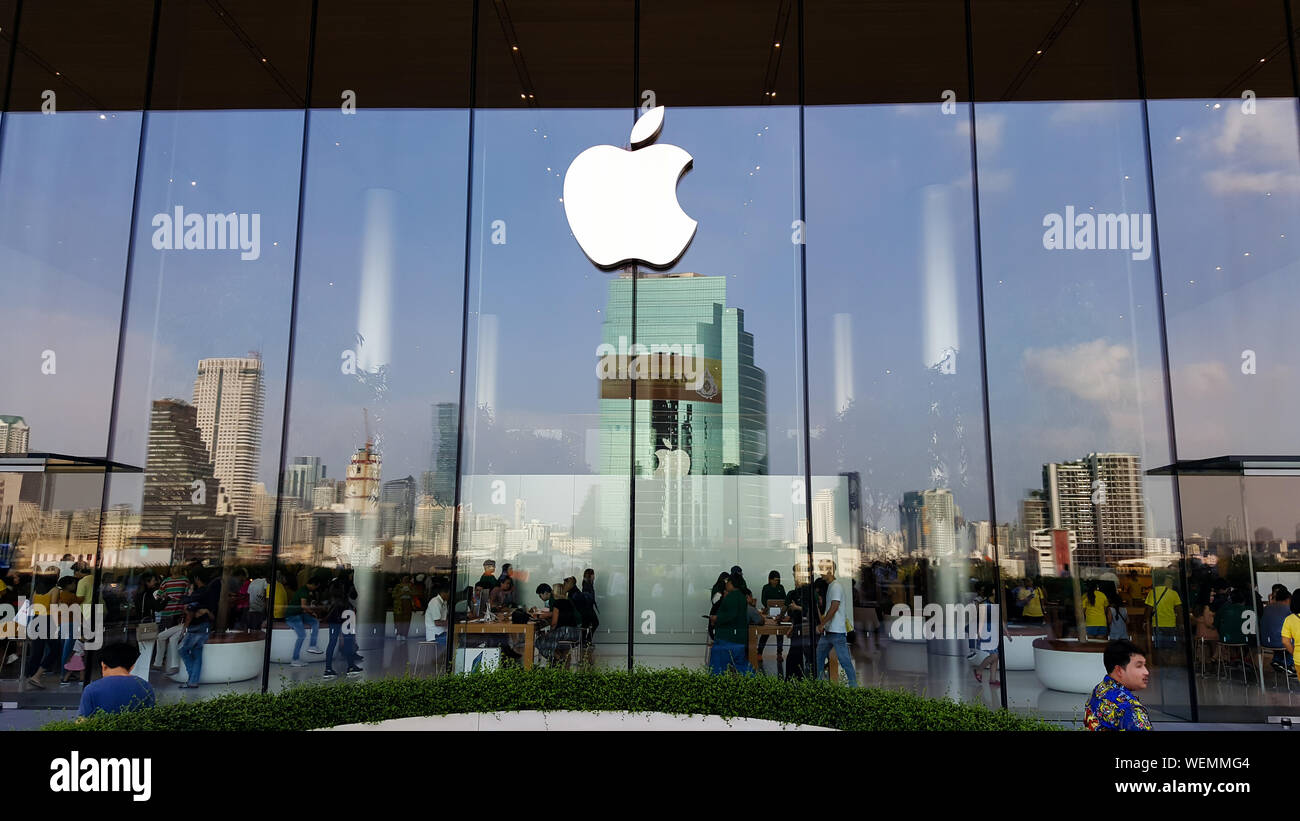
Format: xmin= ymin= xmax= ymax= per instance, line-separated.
xmin=380 ymin=475 xmax=416 ymax=540
xmin=429 ymin=402 xmax=459 ymax=506
xmin=812 ymin=488 xmax=840 ymax=544
xmin=598 ymin=272 xmax=770 ymax=547
xmin=192 ymin=355 xmax=265 ymax=536
xmin=140 ymin=399 xmax=227 ymax=555
xmin=1043 ymin=452 xmax=1144 ymax=567
xmin=0 ymin=415 xmax=30 ymax=454
xmin=900 ymin=488 xmax=957 ymax=557
xmin=345 ymin=441 xmax=381 ymax=515
xmin=285 ymin=456 xmax=326 ymax=509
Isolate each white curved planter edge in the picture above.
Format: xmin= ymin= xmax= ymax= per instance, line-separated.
xmin=318 ymin=711 xmax=834 ymax=732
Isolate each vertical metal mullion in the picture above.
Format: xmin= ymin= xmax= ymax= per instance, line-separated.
xmin=264 ymin=0 xmax=320 ymax=693
xmin=448 ymin=0 xmax=482 ymax=675
xmin=795 ymin=0 xmax=818 ymax=678
xmin=962 ymin=0 xmax=1007 ymax=710
xmin=1130 ymin=0 xmax=1196 ymax=722
xmin=626 ymin=0 xmax=639 ymax=673
xmin=85 ymin=0 xmax=162 ymax=689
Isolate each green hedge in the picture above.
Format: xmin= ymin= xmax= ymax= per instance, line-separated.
xmin=44 ymin=667 xmax=1058 ymax=731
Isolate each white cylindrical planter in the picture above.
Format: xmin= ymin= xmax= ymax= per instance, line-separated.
xmin=1033 ymin=638 xmax=1107 ymax=694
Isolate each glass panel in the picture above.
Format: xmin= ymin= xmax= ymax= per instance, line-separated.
xmin=1143 ymin=0 xmax=1300 ymax=719
xmin=105 ymin=110 xmax=304 ymax=701
xmin=805 ymin=101 xmax=991 ymax=700
xmin=278 ymin=108 xmax=470 ymax=684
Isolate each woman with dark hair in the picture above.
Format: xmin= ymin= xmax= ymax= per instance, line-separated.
xmin=1083 ymin=580 xmax=1110 ymax=639
xmin=533 ymin=583 xmax=580 ymax=664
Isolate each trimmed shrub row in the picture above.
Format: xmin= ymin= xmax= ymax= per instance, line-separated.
xmin=45 ymin=667 xmax=1059 ymax=732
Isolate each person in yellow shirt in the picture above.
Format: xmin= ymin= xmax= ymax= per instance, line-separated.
xmin=1020 ymin=578 xmax=1046 ymax=624
xmin=271 ymin=571 xmax=291 ymax=620
xmin=1145 ymin=576 xmax=1183 ymax=660
xmin=1279 ymin=598 xmax=1300 ymax=674
xmin=1083 ymin=581 xmax=1110 ymax=638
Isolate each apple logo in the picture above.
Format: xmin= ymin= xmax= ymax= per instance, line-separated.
xmin=563 ymin=106 xmax=697 ymax=269
xmin=654 ymin=438 xmax=691 ymax=478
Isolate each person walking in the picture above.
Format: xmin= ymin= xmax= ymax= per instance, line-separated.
xmin=322 ymin=580 xmax=362 ymax=679
xmin=285 ymin=576 xmax=324 ymax=665
xmin=814 ymin=561 xmax=857 ymax=687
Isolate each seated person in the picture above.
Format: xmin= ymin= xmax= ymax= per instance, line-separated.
xmin=1213 ymin=590 xmax=1250 ymax=645
xmin=78 ymin=642 xmax=155 ymax=720
xmin=1192 ymin=602 xmax=1218 ymax=641
xmin=533 ymin=583 xmax=581 ymax=664
xmin=744 ymin=589 xmax=765 ymax=626
xmin=489 ymin=576 xmax=517 ymax=609
xmin=1262 ymin=586 xmax=1294 ymax=673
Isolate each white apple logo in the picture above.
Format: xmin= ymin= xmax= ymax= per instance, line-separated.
xmin=654 ymin=438 xmax=691 ymax=478
xmin=563 ymin=106 xmax=697 ymax=269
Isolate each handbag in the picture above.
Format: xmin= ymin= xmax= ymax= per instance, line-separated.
xmin=135 ymin=622 xmax=159 ymax=642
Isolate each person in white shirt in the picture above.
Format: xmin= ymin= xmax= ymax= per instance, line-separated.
xmin=425 ymin=581 xmax=450 ymax=646
xmin=814 ymin=561 xmax=858 ymax=686
xmin=245 ymin=574 xmax=269 ymax=631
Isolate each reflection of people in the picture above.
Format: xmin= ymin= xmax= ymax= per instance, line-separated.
xmin=708 ymin=573 xmax=752 ymax=675
xmin=1083 ymin=581 xmax=1109 ymax=638
xmin=178 ymin=568 xmax=220 ymax=689
xmin=285 ymin=577 xmax=323 ymax=665
xmin=1145 ymin=575 xmax=1183 ymax=656
xmin=322 ymin=580 xmax=362 ymax=679
xmin=246 ymin=571 xmax=269 ymax=631
xmin=1278 ymin=597 xmax=1300 ymax=676
xmin=1263 ymin=587 xmax=1294 ymax=675
xmin=534 ymin=583 xmax=580 ymax=664
xmin=784 ymin=563 xmax=816 ymax=679
xmin=815 ymin=561 xmax=857 ymax=687
xmin=1084 ymin=640 xmax=1152 ymax=731
xmin=77 ymin=643 xmax=155 ymax=719
xmin=392 ymin=574 xmax=416 ymax=640
xmin=1020 ymin=578 xmax=1046 ymax=624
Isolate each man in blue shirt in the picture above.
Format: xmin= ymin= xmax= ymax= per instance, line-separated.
xmin=1085 ymin=640 xmax=1152 ymax=731
xmin=78 ymin=642 xmax=156 ymax=719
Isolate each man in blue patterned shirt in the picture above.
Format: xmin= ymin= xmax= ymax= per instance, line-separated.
xmin=1085 ymin=639 xmax=1153 ymax=731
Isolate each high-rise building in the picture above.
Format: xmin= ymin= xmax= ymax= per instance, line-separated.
xmin=812 ymin=488 xmax=840 ymax=545
xmin=598 ymin=272 xmax=770 ymax=552
xmin=380 ymin=475 xmax=417 ymax=540
xmin=140 ymin=399 xmax=228 ymax=558
xmin=192 ymin=355 xmax=265 ymax=537
xmin=0 ymin=415 xmax=30 ymax=454
xmin=284 ymin=456 xmax=326 ymax=509
xmin=430 ymin=402 xmax=459 ymax=506
xmin=345 ymin=441 xmax=381 ymax=516
xmin=1043 ymin=452 xmax=1145 ymax=567
xmin=899 ymin=488 xmax=958 ymax=557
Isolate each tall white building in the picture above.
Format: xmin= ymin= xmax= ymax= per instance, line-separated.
xmin=192 ymin=355 xmax=265 ymax=535
xmin=812 ymin=488 xmax=840 ymax=544
xmin=0 ymin=415 xmax=30 ymax=454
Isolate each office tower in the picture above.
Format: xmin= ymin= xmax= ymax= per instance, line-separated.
xmin=812 ymin=488 xmax=840 ymax=545
xmin=0 ymin=415 xmax=30 ymax=454
xmin=192 ymin=355 xmax=265 ymax=536
xmin=1043 ymin=452 xmax=1144 ymax=566
xmin=899 ymin=488 xmax=958 ymax=558
xmin=140 ymin=399 xmax=227 ymax=557
xmin=285 ymin=456 xmax=326 ymax=509
xmin=430 ymin=402 xmax=459 ymax=506
xmin=1020 ymin=490 xmax=1048 ymax=532
xmin=598 ymin=272 xmax=770 ymax=550
xmin=380 ymin=475 xmax=417 ymax=539
xmin=768 ymin=513 xmax=785 ymax=543
xmin=311 ymin=482 xmax=336 ymax=511
xmin=514 ymin=497 xmax=527 ymax=529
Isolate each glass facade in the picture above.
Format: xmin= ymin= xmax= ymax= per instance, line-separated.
xmin=3 ymin=0 xmax=1300 ymax=723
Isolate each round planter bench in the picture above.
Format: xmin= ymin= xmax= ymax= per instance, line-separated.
xmin=169 ymin=632 xmax=264 ymax=684
xmin=1033 ymin=637 xmax=1107 ymax=694
xmin=1003 ymin=625 xmax=1049 ymax=671
xmin=269 ymin=623 xmax=328 ymax=663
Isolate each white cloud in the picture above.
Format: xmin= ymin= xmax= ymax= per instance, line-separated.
xmin=1022 ymin=338 xmax=1133 ymax=403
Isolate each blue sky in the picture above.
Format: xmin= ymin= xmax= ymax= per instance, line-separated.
xmin=5 ymin=99 xmax=1300 ymax=537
